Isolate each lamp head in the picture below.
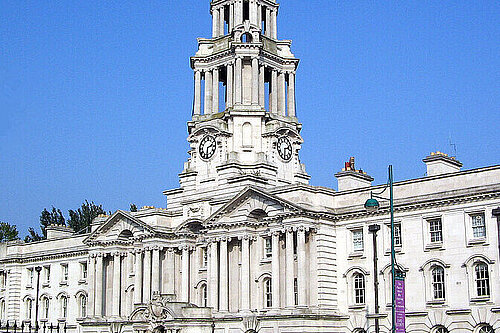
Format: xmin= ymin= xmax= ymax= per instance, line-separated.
xmin=364 ymin=198 xmax=380 ymax=213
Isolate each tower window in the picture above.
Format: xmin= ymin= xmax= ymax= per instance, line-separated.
xmin=241 ymin=33 xmax=253 ymax=43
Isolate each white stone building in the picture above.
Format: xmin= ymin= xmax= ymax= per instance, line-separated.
xmin=1 ymin=1 xmax=499 ymax=332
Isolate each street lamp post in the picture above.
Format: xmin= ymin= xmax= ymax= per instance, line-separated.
xmin=364 ymin=165 xmax=397 ymax=333
xmin=368 ymin=224 xmax=381 ymax=333
xmin=34 ymin=266 xmax=42 ymax=333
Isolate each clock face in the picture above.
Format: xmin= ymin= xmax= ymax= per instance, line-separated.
xmin=199 ymin=135 xmax=217 ymax=160
xmin=277 ymin=136 xmax=292 ymax=161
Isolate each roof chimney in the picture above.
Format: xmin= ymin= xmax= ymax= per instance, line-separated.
xmin=46 ymin=225 xmax=74 ymax=240
xmin=423 ymin=152 xmax=463 ymax=176
xmin=335 ymin=157 xmax=374 ymax=191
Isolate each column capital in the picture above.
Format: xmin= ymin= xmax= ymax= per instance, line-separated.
xmin=218 ymin=236 xmax=231 ymax=242
xmin=89 ymin=253 xmax=97 ymax=258
xmin=178 ymin=244 xmax=193 ymax=251
xmin=166 ymin=247 xmax=176 ymax=253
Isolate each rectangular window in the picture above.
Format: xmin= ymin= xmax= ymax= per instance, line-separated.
xmin=81 ymin=262 xmax=88 ymax=280
xmin=61 ymin=264 xmax=68 ymax=282
xmin=352 ymin=230 xmax=364 ymax=251
xmin=354 ymin=274 xmax=365 ymax=304
xmin=294 ymin=278 xmax=298 ymax=306
xmin=44 ymin=266 xmax=51 ymax=284
xmin=0 ymin=271 xmax=6 ymax=288
xmin=394 ymin=223 xmax=402 ymax=247
xmin=61 ymin=297 xmax=68 ymax=318
xmin=202 ymin=248 xmax=208 ymax=268
xmin=475 ymin=264 xmax=490 ymax=297
xmin=471 ymin=214 xmax=486 ymax=238
xmin=264 ymin=237 xmax=272 ymax=258
xmin=429 ymin=219 xmax=443 ymax=243
xmin=27 ymin=268 xmax=34 ymax=286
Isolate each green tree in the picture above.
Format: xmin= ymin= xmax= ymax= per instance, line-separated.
xmin=68 ymin=200 xmax=105 ymax=233
xmin=25 ymin=207 xmax=65 ymax=242
xmin=0 ymin=221 xmax=19 ymax=242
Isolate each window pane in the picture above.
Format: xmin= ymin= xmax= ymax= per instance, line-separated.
xmin=352 ymin=230 xmax=364 ymax=251
xmin=472 ymin=214 xmax=486 ymax=238
xmin=432 ymin=267 xmax=445 ymax=300
xmin=354 ymin=273 xmax=365 ymax=304
xmin=429 ymin=219 xmax=442 ymax=243
xmin=475 ymin=263 xmax=490 ymax=297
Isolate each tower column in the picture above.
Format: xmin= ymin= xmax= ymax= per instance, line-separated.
xmin=250 ymin=0 xmax=258 ymax=25
xmin=151 ymin=247 xmax=160 ymax=294
xmin=235 ymin=1 xmax=242 ymax=26
xmin=212 ymin=67 xmax=219 ymax=113
xmin=212 ymin=7 xmax=219 ymax=38
xmin=285 ymin=229 xmax=295 ymax=307
xmin=271 ymin=9 xmax=277 ymax=39
xmin=194 ymin=70 xmax=202 ymax=115
xmin=112 ymin=252 xmax=121 ymax=317
xmin=87 ymin=255 xmax=96 ymax=317
xmin=204 ymin=70 xmax=213 ymax=114
xmin=94 ymin=253 xmax=103 ymax=317
xmin=229 ymin=3 xmax=234 ymax=31
xmin=287 ymin=72 xmax=296 ymax=117
xmin=226 ymin=63 xmax=234 ymax=108
xmin=209 ymin=240 xmax=219 ymax=310
xmin=297 ymin=228 xmax=307 ymax=306
xmin=181 ymin=246 xmax=190 ymax=302
xmin=165 ymin=248 xmax=175 ymax=295
xmin=235 ymin=57 xmax=242 ymax=105
xmin=219 ymin=238 xmax=229 ymax=312
xmin=271 ymin=231 xmax=280 ymax=309
xmin=265 ymin=8 xmax=271 ymax=37
xmin=252 ymin=57 xmax=259 ymax=105
xmin=219 ymin=7 xmax=225 ymax=36
xmin=143 ymin=248 xmax=152 ymax=303
xmin=134 ymin=250 xmax=143 ymax=304
xmin=271 ymin=70 xmax=278 ymax=114
xmin=278 ymin=71 xmax=286 ymax=116
xmin=259 ymin=65 xmax=265 ymax=107
xmin=241 ymin=236 xmax=250 ymax=311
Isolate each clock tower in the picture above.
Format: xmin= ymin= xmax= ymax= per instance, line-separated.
xmin=174 ymin=0 xmax=310 ymax=199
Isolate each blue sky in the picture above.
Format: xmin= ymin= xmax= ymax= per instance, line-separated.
xmin=1 ymin=1 xmax=499 ymax=237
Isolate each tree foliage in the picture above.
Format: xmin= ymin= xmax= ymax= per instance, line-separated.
xmin=68 ymin=200 xmax=105 ymax=234
xmin=25 ymin=207 xmax=65 ymax=242
xmin=0 ymin=221 xmax=19 ymax=242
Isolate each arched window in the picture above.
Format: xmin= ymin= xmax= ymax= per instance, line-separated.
xmin=353 ymin=329 xmax=366 ymax=333
xmin=475 ymin=263 xmax=490 ymax=297
xmin=264 ymin=278 xmax=272 ymax=308
xmin=476 ymin=324 xmax=494 ymax=333
xmin=60 ymin=295 xmax=68 ymax=318
xmin=353 ymin=273 xmax=365 ymax=305
xmin=42 ymin=296 xmax=50 ymax=319
xmin=118 ymin=229 xmax=133 ymax=240
xmin=199 ymin=283 xmax=207 ymax=307
xmin=241 ymin=33 xmax=253 ymax=43
xmin=26 ymin=298 xmax=33 ymax=320
xmin=431 ymin=266 xmax=445 ymax=300
xmin=432 ymin=325 xmax=449 ymax=333
xmin=79 ymin=295 xmax=87 ymax=318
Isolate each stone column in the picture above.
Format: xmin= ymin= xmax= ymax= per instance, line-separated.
xmin=287 ymin=72 xmax=296 ymax=117
xmin=112 ymin=252 xmax=121 ymax=316
xmin=165 ymin=248 xmax=175 ymax=295
xmin=271 ymin=231 xmax=280 ymax=309
xmin=235 ymin=57 xmax=242 ymax=105
xmin=94 ymin=253 xmax=103 ymax=316
xmin=212 ymin=67 xmax=219 ymax=113
xmin=271 ymin=10 xmax=277 ymax=39
xmin=209 ymin=240 xmax=219 ymax=310
xmin=265 ymin=8 xmax=271 ymax=37
xmin=143 ymin=248 xmax=152 ymax=303
xmin=194 ymin=70 xmax=202 ymax=115
xmin=219 ymin=7 xmax=225 ymax=36
xmin=285 ymin=229 xmax=295 ymax=307
xmin=134 ymin=250 xmax=143 ymax=304
xmin=278 ymin=71 xmax=286 ymax=116
xmin=235 ymin=0 xmax=242 ymax=26
xmin=240 ymin=235 xmax=250 ymax=311
xmin=252 ymin=57 xmax=259 ymax=105
xmin=219 ymin=238 xmax=229 ymax=312
xmin=250 ymin=0 xmax=258 ymax=25
xmin=226 ymin=63 xmax=234 ymax=108
xmin=152 ymin=247 xmax=160 ymax=294
xmin=259 ymin=65 xmax=265 ymax=107
xmin=257 ymin=4 xmax=262 ymax=31
xmin=229 ymin=4 xmax=234 ymax=31
xmin=212 ymin=7 xmax=219 ymax=38
xmin=181 ymin=246 xmax=190 ymax=302
xmin=271 ymin=70 xmax=278 ymax=114
xmin=204 ymin=70 xmax=213 ymax=115
xmin=87 ymin=255 xmax=96 ymax=317
xmin=297 ymin=228 xmax=307 ymax=306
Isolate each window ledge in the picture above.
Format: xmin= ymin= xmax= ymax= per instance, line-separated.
xmin=349 ymin=304 xmax=366 ymax=310
xmin=78 ymin=279 xmax=87 ymax=285
xmin=59 ymin=281 xmax=68 ymax=286
xmin=260 ymin=258 xmax=272 ymax=264
xmin=42 ymin=282 xmax=50 ymax=288
xmin=471 ymin=296 xmax=490 ymax=303
xmin=129 ymin=272 xmax=135 ymax=277
xmin=427 ymin=300 xmax=446 ymax=306
xmin=348 ymin=252 xmax=365 ymax=259
xmin=198 ymin=267 xmax=207 ymax=272
xmin=425 ymin=242 xmax=444 ymax=251
xmin=26 ymin=285 xmax=33 ymax=289
xmin=467 ymin=238 xmax=488 ymax=246
xmin=384 ymin=247 xmax=403 ymax=255
xmin=57 ymin=318 xmax=67 ymax=322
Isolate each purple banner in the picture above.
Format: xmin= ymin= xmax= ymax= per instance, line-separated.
xmin=395 ymin=278 xmax=406 ymax=333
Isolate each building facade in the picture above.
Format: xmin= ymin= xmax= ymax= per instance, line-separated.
xmin=1 ymin=1 xmax=499 ymax=332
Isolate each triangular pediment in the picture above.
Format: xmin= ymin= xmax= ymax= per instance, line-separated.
xmin=84 ymin=210 xmax=156 ymax=244
xmin=205 ymin=186 xmax=307 ymax=224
